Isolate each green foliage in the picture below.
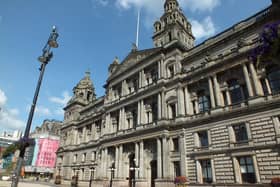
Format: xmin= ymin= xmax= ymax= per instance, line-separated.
xmin=2 ymin=144 xmax=19 ymax=158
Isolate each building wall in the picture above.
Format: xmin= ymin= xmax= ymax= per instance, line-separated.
xmin=56 ymin=1 xmax=280 ymax=187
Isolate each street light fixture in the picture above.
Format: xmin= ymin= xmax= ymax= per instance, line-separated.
xmin=89 ymin=167 xmax=96 ymax=187
xmin=129 ymin=159 xmax=140 ymax=187
xmin=108 ymin=162 xmax=116 ymax=187
xmin=11 ymin=26 xmax=59 ymax=187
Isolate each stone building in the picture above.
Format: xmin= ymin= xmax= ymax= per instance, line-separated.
xmin=56 ymin=0 xmax=280 ymax=186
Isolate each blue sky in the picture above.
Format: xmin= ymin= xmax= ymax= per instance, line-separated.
xmin=0 ymin=0 xmax=271 ymax=133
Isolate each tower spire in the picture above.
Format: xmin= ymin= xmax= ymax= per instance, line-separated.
xmin=152 ymin=0 xmax=195 ymax=49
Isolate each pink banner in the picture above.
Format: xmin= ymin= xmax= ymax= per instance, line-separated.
xmin=35 ymin=138 xmax=60 ymax=168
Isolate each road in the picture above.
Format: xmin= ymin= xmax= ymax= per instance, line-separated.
xmin=0 ymin=181 xmax=61 ymax=187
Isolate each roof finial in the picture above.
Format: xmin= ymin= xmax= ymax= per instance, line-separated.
xmin=85 ymin=69 xmax=90 ymax=78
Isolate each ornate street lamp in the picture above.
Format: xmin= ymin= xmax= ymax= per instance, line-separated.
xmin=108 ymin=162 xmax=116 ymax=187
xmin=11 ymin=26 xmax=59 ymax=187
xmin=89 ymin=167 xmax=96 ymax=187
xmin=129 ymin=159 xmax=139 ymax=187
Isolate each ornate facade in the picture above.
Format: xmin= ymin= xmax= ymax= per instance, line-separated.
xmin=56 ymin=1 xmax=280 ymax=186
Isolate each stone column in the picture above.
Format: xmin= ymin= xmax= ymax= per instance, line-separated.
xmin=140 ymin=100 xmax=146 ymax=124
xmin=196 ymin=160 xmax=202 ymax=183
xmin=141 ymin=70 xmax=146 ymax=88
xmin=226 ymin=89 xmax=232 ymax=105
xmin=119 ymin=145 xmax=123 ymax=178
xmin=119 ymin=108 xmax=123 ymax=131
xmin=194 ymin=99 xmax=199 ymax=114
xmin=211 ymin=159 xmax=216 ymax=183
xmin=213 ymin=75 xmax=224 ymax=107
xmin=139 ymin=71 xmax=142 ymax=88
xmin=161 ymin=59 xmax=166 ymax=78
xmin=139 ymin=140 xmax=144 ymax=178
xmin=162 ymin=136 xmax=169 ymax=178
xmin=208 ymin=77 xmax=216 ymax=108
xmin=252 ymin=155 xmax=261 ymax=183
xmin=135 ymin=142 xmax=140 ymax=178
xmin=157 ymin=138 xmax=162 ymax=178
xmin=233 ymin=157 xmax=242 ymax=183
xmin=161 ymin=91 xmax=167 ymax=119
xmin=158 ymin=93 xmax=162 ymax=120
xmin=115 ymin=146 xmax=119 ymax=178
xmin=179 ymin=134 xmax=187 ymax=176
xmin=265 ymin=78 xmax=272 ymax=94
xmin=242 ymin=63 xmax=254 ymax=97
xmin=158 ymin=60 xmax=161 ymax=79
xmin=184 ymin=86 xmax=193 ymax=115
xmin=82 ymin=127 xmax=86 ymax=143
xmin=104 ymin=148 xmax=108 ymax=178
xmin=177 ymin=86 xmax=185 ymax=116
xmin=249 ymin=62 xmax=264 ymax=96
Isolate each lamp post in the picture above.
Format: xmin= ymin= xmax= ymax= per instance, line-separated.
xmin=89 ymin=167 xmax=95 ymax=187
xmin=108 ymin=163 xmax=116 ymax=187
xmin=11 ymin=26 xmax=59 ymax=187
xmin=130 ymin=159 xmax=139 ymax=187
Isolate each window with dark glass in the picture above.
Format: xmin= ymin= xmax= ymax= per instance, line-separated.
xmin=172 ymin=138 xmax=179 ymax=152
xmin=238 ymin=156 xmax=256 ymax=183
xmin=170 ymin=103 xmax=176 ymax=119
xmin=201 ymin=159 xmax=212 ymax=183
xmin=174 ymin=161 xmax=181 ymax=177
xmin=267 ymin=66 xmax=280 ymax=94
xmin=228 ymin=79 xmax=244 ymax=104
xmin=260 ymin=79 xmax=269 ymax=95
xmin=198 ymin=131 xmax=209 ymax=147
xmin=198 ymin=91 xmax=210 ymax=113
xmin=152 ymin=102 xmax=158 ymax=121
xmin=168 ymin=65 xmax=175 ymax=78
xmin=233 ymin=124 xmax=248 ymax=142
xmin=132 ymin=110 xmax=137 ymax=128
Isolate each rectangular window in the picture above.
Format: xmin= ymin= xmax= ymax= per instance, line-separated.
xmin=174 ymin=161 xmax=181 ymax=177
xmin=198 ymin=131 xmax=209 ymax=147
xmin=170 ymin=103 xmax=176 ymax=119
xmin=168 ymin=65 xmax=175 ymax=78
xmin=238 ymin=156 xmax=256 ymax=183
xmin=172 ymin=138 xmax=179 ymax=152
xmin=73 ymin=154 xmax=77 ymax=163
xmin=82 ymin=153 xmax=86 ymax=162
xmin=233 ymin=124 xmax=248 ymax=143
xmin=201 ymin=160 xmax=212 ymax=183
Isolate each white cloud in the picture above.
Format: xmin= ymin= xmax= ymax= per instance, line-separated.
xmin=35 ymin=106 xmax=52 ymax=116
xmin=180 ymin=0 xmax=220 ymax=12
xmin=0 ymin=89 xmax=7 ymax=107
xmin=91 ymin=0 xmax=109 ymax=7
xmin=49 ymin=91 xmax=71 ymax=106
xmin=191 ymin=16 xmax=216 ymax=40
xmin=0 ymin=89 xmax=25 ymax=130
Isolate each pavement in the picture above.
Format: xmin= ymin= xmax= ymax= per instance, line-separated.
xmin=0 ymin=180 xmax=64 ymax=187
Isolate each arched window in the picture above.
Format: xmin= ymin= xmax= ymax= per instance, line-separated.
xmin=267 ymin=66 xmax=280 ymax=94
xmin=228 ymin=79 xmax=244 ymax=104
xmin=198 ymin=90 xmax=210 ymax=113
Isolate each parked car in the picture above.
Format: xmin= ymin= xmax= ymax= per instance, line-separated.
xmin=2 ymin=176 xmax=11 ymax=181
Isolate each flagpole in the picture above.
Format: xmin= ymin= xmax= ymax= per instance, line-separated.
xmin=136 ymin=9 xmax=140 ymax=48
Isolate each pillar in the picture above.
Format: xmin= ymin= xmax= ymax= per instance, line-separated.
xmin=119 ymin=145 xmax=123 ymax=178
xmin=158 ymin=93 xmax=162 ymax=120
xmin=213 ymin=75 xmax=224 ymax=106
xmin=233 ymin=157 xmax=242 ymax=184
xmin=158 ymin=60 xmax=162 ymax=79
xmin=265 ymin=78 xmax=272 ymax=94
xmin=208 ymin=77 xmax=216 ymax=108
xmin=139 ymin=140 xmax=144 ymax=178
xmin=161 ymin=91 xmax=167 ymax=119
xmin=179 ymin=134 xmax=187 ymax=177
xmin=162 ymin=136 xmax=169 ymax=178
xmin=249 ymin=62 xmax=264 ymax=96
xmin=115 ymin=146 xmax=119 ymax=178
xmin=184 ymin=86 xmax=193 ymax=115
xmin=157 ymin=138 xmax=162 ymax=178
xmin=242 ymin=63 xmax=254 ymax=97
xmin=177 ymin=86 xmax=186 ymax=116
xmin=226 ymin=89 xmax=232 ymax=105
xmin=196 ymin=160 xmax=202 ymax=183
